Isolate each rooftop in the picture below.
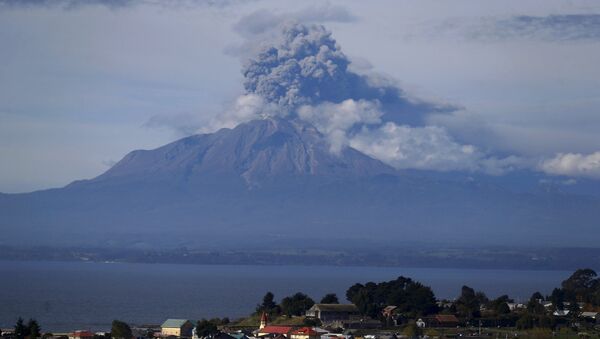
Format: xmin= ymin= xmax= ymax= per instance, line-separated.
xmin=161 ymin=319 xmax=191 ymax=328
xmin=434 ymin=315 xmax=459 ymax=323
xmin=258 ymin=326 xmax=294 ymax=335
xmin=290 ymin=328 xmax=318 ymax=336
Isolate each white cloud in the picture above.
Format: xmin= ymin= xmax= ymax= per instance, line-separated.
xmin=298 ymin=99 xmax=381 ymax=153
xmin=202 ymin=94 xmax=281 ymax=133
xmin=540 ymin=152 xmax=600 ymax=178
xmin=349 ymin=122 xmax=482 ymax=171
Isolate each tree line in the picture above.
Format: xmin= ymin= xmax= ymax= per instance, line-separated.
xmin=251 ymin=268 xmax=600 ymax=331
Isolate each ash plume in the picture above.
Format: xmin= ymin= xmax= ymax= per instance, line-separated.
xmin=241 ymin=22 xmax=450 ymax=125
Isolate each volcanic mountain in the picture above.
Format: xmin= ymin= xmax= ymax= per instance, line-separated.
xmin=1 ymin=117 xmax=599 ymax=249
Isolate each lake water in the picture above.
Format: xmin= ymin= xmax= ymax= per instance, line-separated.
xmin=0 ymin=261 xmax=572 ymax=332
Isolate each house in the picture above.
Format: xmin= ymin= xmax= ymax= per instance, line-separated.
xmin=580 ymin=312 xmax=599 ymax=324
xmin=553 ymin=310 xmax=570 ymax=317
xmin=305 ymin=304 xmax=360 ymax=324
xmin=425 ymin=315 xmax=460 ymax=328
xmin=581 ymin=312 xmax=598 ymax=320
xmin=0 ymin=329 xmax=15 ymax=337
xmin=256 ymin=326 xmax=294 ymax=338
xmin=382 ymin=306 xmax=398 ymax=319
xmin=70 ymin=331 xmax=95 ymax=339
xmin=289 ymin=328 xmax=319 ymax=339
xmin=382 ymin=306 xmax=405 ymax=326
xmin=506 ymin=303 xmax=525 ymax=311
xmin=161 ymin=319 xmax=194 ymax=338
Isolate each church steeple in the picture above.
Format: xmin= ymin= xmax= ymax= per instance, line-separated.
xmin=260 ymin=312 xmax=268 ymax=329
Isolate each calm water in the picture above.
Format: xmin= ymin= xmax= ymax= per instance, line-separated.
xmin=0 ymin=261 xmax=571 ymax=332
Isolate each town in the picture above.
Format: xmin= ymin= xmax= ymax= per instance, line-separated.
xmin=2 ymin=269 xmax=600 ymax=339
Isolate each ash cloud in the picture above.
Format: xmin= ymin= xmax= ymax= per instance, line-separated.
xmin=241 ymin=22 xmax=455 ymax=125
xmin=233 ymin=5 xmax=357 ymax=38
xmin=224 ymin=18 xmax=522 ymax=175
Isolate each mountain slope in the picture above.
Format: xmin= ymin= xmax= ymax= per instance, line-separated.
xmin=89 ymin=118 xmax=394 ymax=186
xmin=1 ymin=118 xmax=599 ymax=249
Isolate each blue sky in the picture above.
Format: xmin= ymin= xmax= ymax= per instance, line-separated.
xmin=1 ymin=0 xmax=600 ymax=192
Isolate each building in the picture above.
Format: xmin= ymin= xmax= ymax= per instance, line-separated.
xmin=305 ymin=304 xmax=360 ymax=323
xmin=70 ymin=331 xmax=95 ymax=339
xmin=553 ymin=310 xmax=570 ymax=317
xmin=425 ymin=315 xmax=459 ymax=328
xmin=581 ymin=312 xmax=599 ymax=325
xmin=382 ymin=306 xmax=398 ymax=319
xmin=260 ymin=312 xmax=269 ymax=329
xmin=256 ymin=326 xmax=293 ymax=338
xmin=382 ymin=306 xmax=404 ymax=326
xmin=581 ymin=312 xmax=598 ymax=320
xmin=161 ymin=319 xmax=194 ymax=338
xmin=289 ymin=328 xmax=319 ymax=339
xmin=506 ymin=303 xmax=525 ymax=311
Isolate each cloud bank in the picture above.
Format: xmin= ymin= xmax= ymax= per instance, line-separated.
xmin=540 ymin=152 xmax=600 ymax=179
xmin=426 ymin=14 xmax=600 ymax=42
xmin=0 ymin=0 xmax=242 ymax=10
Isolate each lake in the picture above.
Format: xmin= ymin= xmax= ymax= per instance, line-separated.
xmin=0 ymin=260 xmax=572 ymax=332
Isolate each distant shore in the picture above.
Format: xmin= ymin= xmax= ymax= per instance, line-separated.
xmin=0 ymin=245 xmax=599 ymax=271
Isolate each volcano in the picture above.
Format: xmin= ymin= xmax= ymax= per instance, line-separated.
xmin=1 ymin=117 xmax=599 ymax=249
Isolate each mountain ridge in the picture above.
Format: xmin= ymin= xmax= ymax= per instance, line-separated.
xmin=83 ymin=117 xmax=395 ymax=188
xmin=1 ymin=117 xmax=599 ymax=249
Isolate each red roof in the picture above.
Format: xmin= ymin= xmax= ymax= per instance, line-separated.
xmin=71 ymin=331 xmax=94 ymax=337
xmin=259 ymin=326 xmax=293 ymax=335
xmin=290 ymin=327 xmax=318 ymax=336
xmin=434 ymin=314 xmax=459 ymax=323
xmin=261 ymin=312 xmax=269 ymax=322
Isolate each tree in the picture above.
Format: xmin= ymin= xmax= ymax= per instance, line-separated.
xmin=195 ymin=319 xmax=218 ymax=338
xmin=110 ymin=320 xmax=132 ymax=339
xmin=280 ymin=292 xmax=315 ymax=317
xmin=28 ymin=319 xmax=41 ymax=338
xmin=562 ymin=269 xmax=598 ymax=303
xmin=516 ymin=313 xmax=534 ymax=330
xmin=531 ymin=291 xmax=544 ymax=302
xmin=527 ymin=292 xmax=545 ymax=315
xmin=550 ymin=288 xmax=565 ymax=310
xmin=303 ymin=317 xmax=322 ymax=327
xmin=455 ymin=286 xmax=487 ymax=319
xmin=256 ymin=291 xmax=279 ymax=315
xmin=496 ymin=302 xmax=511 ymax=315
xmin=346 ymin=276 xmax=438 ymax=319
xmin=487 ymin=295 xmax=513 ymax=315
xmin=15 ymin=317 xmax=29 ymax=339
xmin=320 ymin=293 xmax=339 ymax=304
